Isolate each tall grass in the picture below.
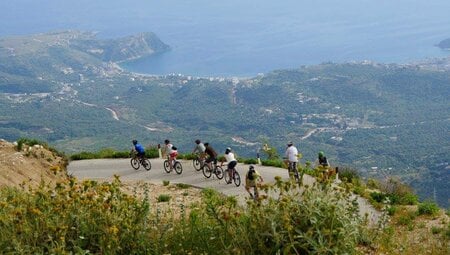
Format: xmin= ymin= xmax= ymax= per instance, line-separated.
xmin=0 ymin=176 xmax=367 ymax=254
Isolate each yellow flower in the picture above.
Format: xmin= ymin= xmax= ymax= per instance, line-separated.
xmin=109 ymin=225 xmax=119 ymax=235
xmin=30 ymin=208 xmax=42 ymax=215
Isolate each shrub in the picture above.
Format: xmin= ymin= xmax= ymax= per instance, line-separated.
xmin=418 ymin=201 xmax=440 ymax=216
xmin=157 ymin=194 xmax=171 ymax=202
xmin=175 ymin=183 xmax=191 ymax=189
xmin=431 ymin=226 xmax=442 ymax=235
xmin=366 ymin=178 xmax=380 ymax=189
xmin=261 ymin=159 xmax=283 ymax=168
xmin=339 ymin=167 xmax=360 ymax=183
xmin=370 ymin=192 xmax=388 ymax=203
xmin=162 ymin=180 xmax=170 ymax=186
xmin=239 ymin=158 xmax=259 ymax=165
xmin=446 ymin=223 xmax=450 ymax=239
xmin=70 ymin=151 xmax=97 ymax=160
xmin=145 ymin=147 xmax=159 ymax=158
xmin=397 ymin=215 xmax=412 ymax=226
xmin=387 ymin=205 xmax=397 ymax=216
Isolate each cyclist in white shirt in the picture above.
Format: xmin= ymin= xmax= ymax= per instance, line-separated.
xmin=285 ymin=141 xmax=299 ymax=178
xmin=221 ymin=147 xmax=238 ymax=184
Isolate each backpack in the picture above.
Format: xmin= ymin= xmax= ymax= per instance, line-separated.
xmin=248 ymin=169 xmax=255 ymax=180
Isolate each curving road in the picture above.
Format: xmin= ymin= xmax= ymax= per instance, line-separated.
xmin=68 ymin=158 xmax=380 ymax=224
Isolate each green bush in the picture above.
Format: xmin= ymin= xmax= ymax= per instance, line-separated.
xmin=261 ymin=159 xmax=284 ymax=168
xmin=366 ymin=178 xmax=380 ymax=189
xmin=417 ymin=201 xmax=440 ymax=216
xmin=16 ymin=137 xmax=48 ymax=151
xmin=162 ymin=180 xmax=170 ymax=186
xmin=431 ymin=226 xmax=442 ymax=235
xmin=339 ymin=167 xmax=360 ymax=183
xmin=370 ymin=192 xmax=388 ymax=203
xmin=239 ymin=157 xmax=259 ymax=164
xmin=157 ymin=194 xmax=171 ymax=202
xmin=387 ymin=205 xmax=397 ymax=216
xmin=70 ymin=151 xmax=97 ymax=160
xmin=145 ymin=147 xmax=159 ymax=158
xmin=397 ymin=215 xmax=413 ymax=226
xmin=175 ymin=183 xmax=191 ymax=189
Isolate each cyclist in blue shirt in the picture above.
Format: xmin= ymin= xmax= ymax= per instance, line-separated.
xmin=132 ymin=140 xmax=145 ymax=159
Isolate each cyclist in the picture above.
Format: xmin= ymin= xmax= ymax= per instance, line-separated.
xmin=204 ymin=142 xmax=218 ymax=171
xmin=168 ymin=146 xmax=178 ymax=171
xmin=132 ymin=139 xmax=145 ymax=160
xmin=245 ymin=165 xmax=263 ymax=199
xmin=316 ymin=151 xmax=338 ymax=181
xmin=192 ymin=139 xmax=206 ymax=158
xmin=221 ymin=147 xmax=238 ymax=184
xmin=164 ymin=139 xmax=174 ymax=168
xmin=318 ymin=151 xmax=329 ymax=167
xmin=284 ymin=141 xmax=299 ymax=179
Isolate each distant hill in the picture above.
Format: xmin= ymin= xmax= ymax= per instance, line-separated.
xmin=0 ymin=31 xmax=448 ymax=207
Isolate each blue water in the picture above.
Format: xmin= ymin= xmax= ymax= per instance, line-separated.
xmin=1 ymin=0 xmax=450 ymax=77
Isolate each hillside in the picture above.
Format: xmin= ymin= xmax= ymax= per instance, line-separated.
xmin=0 ymin=139 xmax=67 ymax=187
xmin=0 ymin=31 xmax=448 ymax=207
xmin=1 ymin=139 xmax=448 ymax=254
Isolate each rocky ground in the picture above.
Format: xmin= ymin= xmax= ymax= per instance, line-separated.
xmin=0 ymin=139 xmax=67 ymax=188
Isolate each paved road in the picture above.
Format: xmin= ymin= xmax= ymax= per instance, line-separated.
xmin=68 ymin=158 xmax=380 ymax=224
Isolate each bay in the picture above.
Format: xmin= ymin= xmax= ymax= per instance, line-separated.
xmin=1 ymin=0 xmax=450 ymax=77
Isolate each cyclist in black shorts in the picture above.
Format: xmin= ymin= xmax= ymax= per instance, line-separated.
xmin=204 ymin=143 xmax=218 ymax=170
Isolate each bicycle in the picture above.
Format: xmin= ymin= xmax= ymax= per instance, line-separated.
xmin=287 ymin=160 xmax=300 ymax=183
xmin=192 ymin=154 xmax=205 ymax=171
xmin=202 ymin=160 xmax=224 ymax=179
xmin=163 ymin=157 xmax=183 ymax=174
xmin=130 ymin=150 xmax=152 ymax=171
xmin=224 ymin=167 xmax=241 ymax=187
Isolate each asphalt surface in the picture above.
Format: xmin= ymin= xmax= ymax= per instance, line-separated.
xmin=68 ymin=158 xmax=381 ymax=224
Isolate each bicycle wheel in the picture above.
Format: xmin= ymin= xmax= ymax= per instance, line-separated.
xmin=193 ymin=158 xmax=201 ymax=171
xmin=233 ymin=171 xmax=241 ymax=187
xmin=130 ymin=158 xmax=140 ymax=170
xmin=163 ymin=160 xmax=171 ymax=173
xmin=214 ymin=166 xmax=224 ymax=180
xmin=224 ymin=169 xmax=231 ymax=184
xmin=142 ymin=158 xmax=152 ymax=171
xmin=174 ymin=161 xmax=183 ymax=174
xmin=202 ymin=164 xmax=212 ymax=178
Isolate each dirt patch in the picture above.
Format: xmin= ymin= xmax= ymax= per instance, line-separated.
xmin=0 ymin=139 xmax=67 ymax=188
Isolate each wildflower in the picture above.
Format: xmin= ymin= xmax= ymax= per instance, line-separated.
xmin=30 ymin=208 xmax=42 ymax=215
xmin=109 ymin=225 xmax=119 ymax=235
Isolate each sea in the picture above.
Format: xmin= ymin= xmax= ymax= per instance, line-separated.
xmin=1 ymin=0 xmax=450 ymax=77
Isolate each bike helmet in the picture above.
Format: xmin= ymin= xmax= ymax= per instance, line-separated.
xmin=132 ymin=140 xmax=137 ymax=145
xmin=225 ymin=147 xmax=231 ymax=153
xmin=195 ymin=139 xmax=201 ymax=144
xmin=164 ymin=139 xmax=170 ymax=144
xmin=318 ymin=151 xmax=325 ymax=157
xmin=204 ymin=142 xmax=209 ymax=147
xmin=287 ymin=141 xmax=293 ymax=146
xmin=249 ymin=165 xmax=255 ymax=170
